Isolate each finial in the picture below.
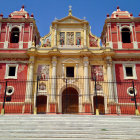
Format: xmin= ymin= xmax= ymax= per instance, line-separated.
xmin=68 ymin=5 xmax=72 ymax=16
xmin=130 ymin=13 xmax=133 ymax=17
xmin=106 ymin=14 xmax=110 ymax=18
xmin=0 ymin=13 xmax=3 ymax=17
xmin=31 ymin=13 xmax=34 ymax=18
xmin=83 ymin=16 xmax=86 ymax=20
xmin=117 ymin=6 xmax=120 ymax=11
xmin=54 ymin=17 xmax=57 ymax=20
xmin=22 ymin=5 xmax=25 ymax=9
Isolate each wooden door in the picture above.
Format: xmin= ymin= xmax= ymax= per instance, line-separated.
xmin=37 ymin=95 xmax=47 ymax=114
xmin=62 ymin=87 xmax=78 ymax=114
xmin=94 ymin=96 xmax=105 ymax=114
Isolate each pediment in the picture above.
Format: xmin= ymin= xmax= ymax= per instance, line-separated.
xmin=62 ymin=58 xmax=79 ymax=64
xmin=57 ymin=16 xmax=84 ymax=23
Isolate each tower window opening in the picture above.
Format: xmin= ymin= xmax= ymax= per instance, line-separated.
xmin=10 ymin=27 xmax=20 ymax=43
xmin=121 ymin=28 xmax=131 ymax=43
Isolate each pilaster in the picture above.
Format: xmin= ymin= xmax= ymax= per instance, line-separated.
xmin=54 ymin=25 xmax=57 ymax=46
xmin=83 ymin=57 xmax=89 ymax=102
xmin=84 ymin=24 xmax=87 ymax=46
xmin=51 ymin=56 xmax=57 ymax=102
xmin=25 ymin=56 xmax=34 ymax=102
xmin=106 ymin=56 xmax=114 ymax=102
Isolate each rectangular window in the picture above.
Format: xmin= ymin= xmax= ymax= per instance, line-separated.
xmin=66 ymin=67 xmax=74 ymax=77
xmin=9 ymin=67 xmax=16 ymax=76
xmin=125 ymin=67 xmax=133 ymax=77
xmin=5 ymin=64 xmax=18 ymax=79
xmin=123 ymin=64 xmax=137 ymax=79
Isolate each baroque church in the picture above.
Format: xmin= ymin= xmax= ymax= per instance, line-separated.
xmin=0 ymin=6 xmax=140 ymax=115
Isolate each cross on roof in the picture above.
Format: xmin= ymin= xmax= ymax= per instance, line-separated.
xmin=69 ymin=5 xmax=72 ymax=10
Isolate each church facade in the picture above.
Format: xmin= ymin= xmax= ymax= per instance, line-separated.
xmin=0 ymin=6 xmax=140 ymax=115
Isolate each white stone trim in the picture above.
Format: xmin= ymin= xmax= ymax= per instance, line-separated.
xmin=4 ymin=41 xmax=8 ymax=49
xmin=6 ymin=86 xmax=14 ymax=96
xmin=118 ymin=41 xmax=122 ymax=49
xmin=108 ymin=41 xmax=113 ymax=48
xmin=123 ymin=64 xmax=137 ymax=80
xmin=120 ymin=25 xmax=132 ymax=32
xmin=30 ymin=23 xmax=33 ymax=42
xmin=28 ymin=41 xmax=32 ymax=48
xmin=5 ymin=64 xmax=18 ymax=79
xmin=19 ymin=41 xmax=23 ymax=49
xmin=9 ymin=24 xmax=22 ymax=32
xmin=133 ymin=41 xmax=138 ymax=49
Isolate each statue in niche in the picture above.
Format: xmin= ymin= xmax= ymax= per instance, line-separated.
xmin=44 ymin=35 xmax=51 ymax=47
xmin=76 ymin=32 xmax=81 ymax=45
xmin=37 ymin=65 xmax=49 ymax=80
xmin=60 ymin=32 xmax=65 ymax=45
xmin=91 ymin=65 xmax=104 ymax=81
xmin=67 ymin=32 xmax=74 ymax=45
xmin=39 ymin=82 xmax=46 ymax=91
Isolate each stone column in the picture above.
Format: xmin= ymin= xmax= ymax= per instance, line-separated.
xmin=50 ymin=56 xmax=57 ymax=113
xmin=76 ymin=64 xmax=78 ymax=78
xmin=131 ymin=23 xmax=138 ymax=49
xmin=4 ymin=23 xmax=9 ymax=49
xmin=106 ymin=56 xmax=114 ymax=102
xmin=19 ymin=23 xmax=24 ymax=49
xmin=107 ymin=23 xmax=113 ymax=48
xmin=83 ymin=57 xmax=91 ymax=113
xmin=28 ymin=23 xmax=33 ymax=48
xmin=62 ymin=64 xmax=65 ymax=78
xmin=117 ymin=23 xmax=122 ymax=49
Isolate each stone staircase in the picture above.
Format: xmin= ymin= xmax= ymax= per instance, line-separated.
xmin=0 ymin=115 xmax=140 ymax=140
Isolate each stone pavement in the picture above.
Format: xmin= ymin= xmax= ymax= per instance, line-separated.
xmin=0 ymin=114 xmax=140 ymax=140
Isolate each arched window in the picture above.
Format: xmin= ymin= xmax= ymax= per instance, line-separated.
xmin=121 ymin=28 xmax=131 ymax=43
xmin=10 ymin=27 xmax=19 ymax=43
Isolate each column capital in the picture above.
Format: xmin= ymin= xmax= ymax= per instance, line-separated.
xmin=83 ymin=56 xmax=88 ymax=61
xmin=52 ymin=61 xmax=57 ymax=67
xmin=29 ymin=56 xmax=35 ymax=64
xmin=106 ymin=56 xmax=112 ymax=66
xmin=52 ymin=56 xmax=57 ymax=64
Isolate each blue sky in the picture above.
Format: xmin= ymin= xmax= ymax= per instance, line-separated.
xmin=0 ymin=0 xmax=140 ymax=37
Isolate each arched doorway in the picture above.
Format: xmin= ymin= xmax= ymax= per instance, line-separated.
xmin=37 ymin=95 xmax=47 ymax=114
xmin=62 ymin=87 xmax=79 ymax=114
xmin=93 ymin=96 xmax=105 ymax=114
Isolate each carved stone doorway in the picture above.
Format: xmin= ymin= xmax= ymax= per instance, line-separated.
xmin=62 ymin=87 xmax=79 ymax=114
